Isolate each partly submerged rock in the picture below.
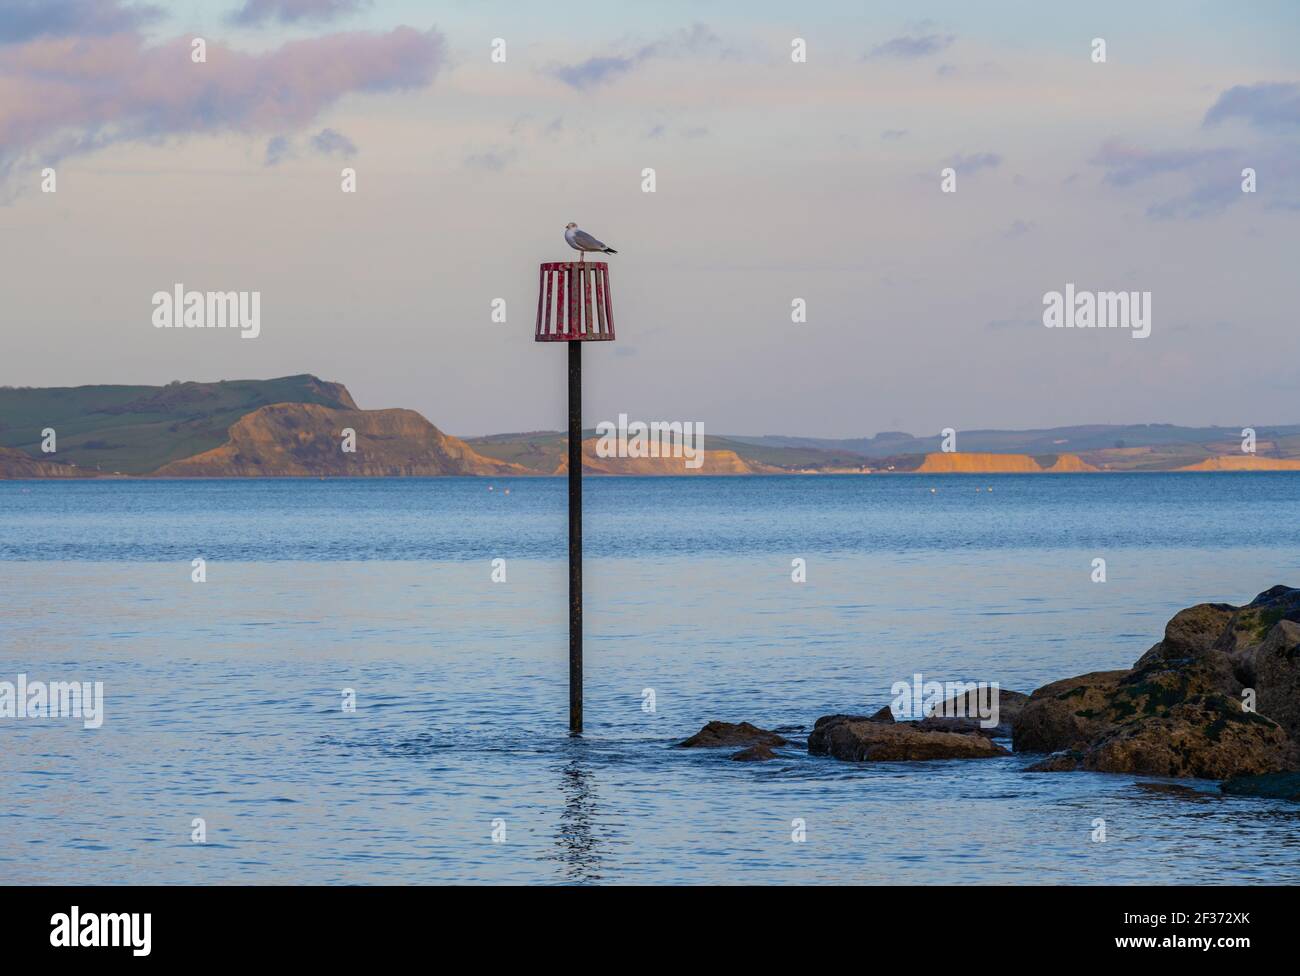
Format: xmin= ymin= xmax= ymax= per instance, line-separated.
xmin=1080 ymin=694 xmax=1287 ymax=779
xmin=1013 ymin=587 xmax=1300 ymax=779
xmin=917 ymin=715 xmax=1001 ymax=737
xmin=1134 ymin=782 xmax=1209 ymax=798
xmin=923 ymin=687 xmax=1029 ymax=737
xmin=1012 ymin=670 xmax=1129 ymax=753
xmin=1132 ymin=586 xmax=1300 ymax=697
xmin=809 ymin=715 xmax=1008 ymax=762
xmin=1252 ymin=620 xmax=1300 ymax=743
xmin=1220 ymin=770 xmax=1300 ymax=801
xmin=678 ymin=721 xmax=788 ymax=749
xmin=730 ymin=744 xmax=778 ymax=762
xmin=1024 ymin=750 xmax=1084 ymax=773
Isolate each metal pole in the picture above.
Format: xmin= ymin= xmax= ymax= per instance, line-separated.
xmin=568 ymin=338 xmax=583 ymax=736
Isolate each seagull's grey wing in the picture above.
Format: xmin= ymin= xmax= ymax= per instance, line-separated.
xmin=572 ymin=230 xmax=606 ymax=250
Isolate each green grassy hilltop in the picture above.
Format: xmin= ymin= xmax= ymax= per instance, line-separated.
xmin=0 ymin=375 xmax=354 ymax=474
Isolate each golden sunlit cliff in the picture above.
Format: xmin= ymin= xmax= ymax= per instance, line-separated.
xmin=152 ymin=403 xmax=532 ymax=477
xmin=913 ymin=452 xmax=1097 ymax=473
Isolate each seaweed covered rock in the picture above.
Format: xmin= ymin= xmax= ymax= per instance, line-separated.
xmin=1251 ymin=620 xmax=1300 ymax=742
xmin=1014 ymin=587 xmax=1300 ymax=779
xmin=1011 ymin=671 xmax=1128 ymax=753
xmin=1080 ymin=694 xmax=1287 ymax=779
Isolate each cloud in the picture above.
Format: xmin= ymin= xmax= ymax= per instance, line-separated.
xmin=0 ymin=23 xmax=444 ymax=183
xmin=548 ymin=23 xmax=719 ymax=91
xmin=1203 ymin=82 xmax=1300 ymax=131
xmin=0 ymin=0 xmax=161 ymax=44
xmin=1086 ymin=139 xmax=1297 ymax=219
xmin=942 ymin=152 xmax=1001 ymax=174
xmin=464 ymin=147 xmax=515 ymax=171
xmin=868 ymin=32 xmax=954 ymax=60
xmin=229 ymin=0 xmax=370 ymax=27
xmin=1089 ymin=140 xmax=1233 ymax=187
xmin=264 ymin=135 xmax=292 ymax=165
xmin=310 ymin=127 xmax=356 ymax=156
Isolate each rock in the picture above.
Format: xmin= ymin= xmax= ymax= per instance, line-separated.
xmin=811 ymin=712 xmax=887 ymax=733
xmin=1130 ymin=602 xmax=1240 ymax=692
xmin=1014 ymin=587 xmax=1300 ymax=780
xmin=1250 ymin=620 xmax=1300 ymax=741
xmin=1012 ymin=671 xmax=1128 ymax=753
xmin=924 ymin=687 xmax=1029 ymax=737
xmin=730 ymin=745 xmax=777 ymax=762
xmin=1131 ymin=586 xmax=1300 ymax=693
xmin=1220 ymin=771 xmax=1300 ymax=801
xmin=809 ymin=715 xmax=1008 ymax=762
xmin=1162 ymin=603 xmax=1238 ymax=660
xmin=679 ymin=721 xmax=788 ymax=749
xmin=917 ymin=715 xmax=1001 ymax=737
xmin=1081 ymin=694 xmax=1287 ymax=779
xmin=1219 ymin=586 xmax=1300 ymax=661
xmin=1024 ymin=750 xmax=1084 ymax=772
xmin=1134 ymin=782 xmax=1209 ymax=798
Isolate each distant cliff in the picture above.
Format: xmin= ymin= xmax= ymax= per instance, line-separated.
xmin=0 ymin=447 xmax=91 ymax=478
xmin=153 ymin=403 xmax=530 ymax=477
xmin=914 ymin=452 xmax=1098 ymax=473
xmin=1178 ymin=456 xmax=1300 ymax=472
xmin=552 ymin=439 xmax=776 ymax=475
xmin=0 ymin=374 xmax=360 ymax=475
xmin=4 ymin=375 xmax=1300 ymax=477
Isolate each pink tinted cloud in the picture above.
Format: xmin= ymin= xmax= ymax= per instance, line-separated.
xmin=0 ymin=25 xmax=444 ymax=175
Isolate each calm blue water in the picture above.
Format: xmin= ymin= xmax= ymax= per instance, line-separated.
xmin=2 ymin=474 xmax=1299 ymax=884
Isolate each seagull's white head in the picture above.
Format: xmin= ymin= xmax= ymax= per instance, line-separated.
xmin=564 ymin=222 xmax=577 ymax=230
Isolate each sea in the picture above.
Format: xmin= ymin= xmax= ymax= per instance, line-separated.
xmin=1 ymin=474 xmax=1298 ymax=884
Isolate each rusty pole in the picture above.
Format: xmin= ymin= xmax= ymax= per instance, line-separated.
xmin=567 ymin=338 xmax=583 ymax=736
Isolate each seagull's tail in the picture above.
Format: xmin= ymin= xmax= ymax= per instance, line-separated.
xmin=603 ymin=247 xmax=618 ymax=254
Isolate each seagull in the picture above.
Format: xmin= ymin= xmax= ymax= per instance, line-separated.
xmin=565 ymin=223 xmax=618 ymax=261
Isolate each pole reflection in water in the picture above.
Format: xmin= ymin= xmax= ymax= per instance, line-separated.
xmin=547 ymin=749 xmax=604 ymax=884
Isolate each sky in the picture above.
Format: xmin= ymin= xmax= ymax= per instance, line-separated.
xmin=2 ymin=0 xmax=1298 ymax=438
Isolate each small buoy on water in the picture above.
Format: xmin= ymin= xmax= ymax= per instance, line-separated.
xmin=488 ymin=486 xmax=494 ymax=492
xmin=929 ymin=487 xmax=937 ymax=494
xmin=504 ymin=488 xmax=510 ymax=495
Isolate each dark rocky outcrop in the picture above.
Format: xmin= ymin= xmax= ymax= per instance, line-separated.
xmin=1014 ymin=587 xmax=1300 ymax=779
xmin=679 ymin=721 xmax=788 ymax=749
xmin=809 ymin=714 xmax=1008 ymax=762
xmin=1252 ymin=620 xmax=1300 ymax=744
xmin=1220 ymin=771 xmax=1300 ymax=801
